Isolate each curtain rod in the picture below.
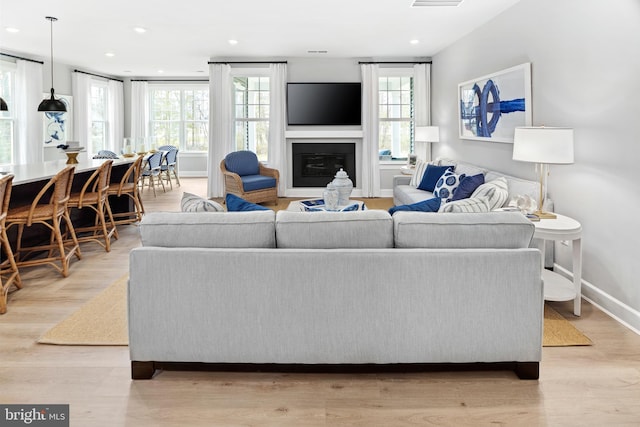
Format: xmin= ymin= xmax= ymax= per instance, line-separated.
xmin=358 ymin=61 xmax=432 ymax=65
xmin=0 ymin=52 xmax=44 ymax=64
xmin=208 ymin=61 xmax=287 ymax=64
xmin=131 ymin=79 xmax=209 ymax=82
xmin=74 ymin=69 xmax=124 ymax=82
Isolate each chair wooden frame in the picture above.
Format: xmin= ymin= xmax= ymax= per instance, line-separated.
xmin=160 ymin=148 xmax=180 ymax=190
xmin=67 ymin=160 xmax=118 ymax=252
xmin=108 ymin=155 xmax=145 ymax=225
xmin=0 ymin=175 xmax=22 ymax=314
xmin=5 ymin=166 xmax=82 ymax=278
xmin=220 ymin=159 xmax=279 ymax=205
xmin=139 ymin=151 xmax=165 ymax=197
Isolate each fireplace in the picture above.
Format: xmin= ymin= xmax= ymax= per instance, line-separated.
xmin=292 ymin=143 xmax=356 ymax=187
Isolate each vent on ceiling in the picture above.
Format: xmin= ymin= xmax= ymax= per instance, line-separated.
xmin=411 ymin=0 xmax=463 ymax=6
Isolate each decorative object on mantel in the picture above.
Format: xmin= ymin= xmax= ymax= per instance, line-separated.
xmin=331 ymin=168 xmax=353 ymax=206
xmin=414 ymin=126 xmax=439 ymax=161
xmin=38 ymin=17 xmax=66 ymax=112
xmin=458 ymin=63 xmax=532 ymax=143
xmin=512 ymin=126 xmax=574 ymax=219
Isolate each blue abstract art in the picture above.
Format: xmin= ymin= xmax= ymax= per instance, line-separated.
xmin=43 ymin=94 xmax=72 ymax=145
xmin=458 ymin=63 xmax=531 ymax=143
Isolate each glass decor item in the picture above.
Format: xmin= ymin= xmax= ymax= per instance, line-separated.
xmin=331 ymin=168 xmax=353 ymax=206
xmin=323 ymin=183 xmax=339 ymax=211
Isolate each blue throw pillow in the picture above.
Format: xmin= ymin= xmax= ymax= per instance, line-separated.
xmin=417 ymin=164 xmax=454 ymax=192
xmin=388 ymin=197 xmax=441 ymax=215
xmin=450 ymin=173 xmax=485 ymax=201
xmin=433 ymin=170 xmax=466 ymax=203
xmin=225 ymin=193 xmax=271 ymax=211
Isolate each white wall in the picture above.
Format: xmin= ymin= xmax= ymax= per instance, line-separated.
xmin=431 ymin=0 xmax=640 ymax=330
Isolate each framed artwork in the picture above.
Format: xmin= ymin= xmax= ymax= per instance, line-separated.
xmin=458 ymin=63 xmax=532 ymax=143
xmin=43 ymin=94 xmax=73 ymax=146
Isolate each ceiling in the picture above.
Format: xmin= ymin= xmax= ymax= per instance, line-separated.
xmin=0 ymin=0 xmax=521 ymax=78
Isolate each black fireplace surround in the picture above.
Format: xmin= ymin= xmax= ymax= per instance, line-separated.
xmin=292 ymin=143 xmax=356 ymax=188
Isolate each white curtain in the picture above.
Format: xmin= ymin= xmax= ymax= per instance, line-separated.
xmin=72 ymin=72 xmax=91 ymax=151
xmin=360 ymin=64 xmax=380 ymax=197
xmin=413 ymin=63 xmax=432 ymax=161
xmin=268 ymin=63 xmax=287 ymax=196
xmin=14 ymin=60 xmax=43 ymax=164
xmin=207 ymin=63 xmax=234 ymax=198
xmin=108 ymin=79 xmax=124 ymax=153
xmin=130 ymin=81 xmax=148 ymax=151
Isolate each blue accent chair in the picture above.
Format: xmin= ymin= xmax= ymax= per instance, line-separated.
xmin=220 ymin=151 xmax=279 ymax=205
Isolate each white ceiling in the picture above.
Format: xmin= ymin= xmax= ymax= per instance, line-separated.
xmin=0 ymin=0 xmax=521 ymax=78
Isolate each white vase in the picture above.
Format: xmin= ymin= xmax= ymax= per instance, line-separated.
xmin=323 ymin=183 xmax=339 ymax=211
xmin=331 ymin=168 xmax=353 ymax=206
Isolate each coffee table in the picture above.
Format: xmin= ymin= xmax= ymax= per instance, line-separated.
xmin=286 ymin=199 xmax=366 ymax=212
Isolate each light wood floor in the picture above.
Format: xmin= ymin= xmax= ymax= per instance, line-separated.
xmin=2 ymin=178 xmax=640 ymax=426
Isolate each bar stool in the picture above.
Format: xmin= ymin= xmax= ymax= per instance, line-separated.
xmin=67 ymin=160 xmax=118 ymax=252
xmin=108 ymin=155 xmax=145 ymax=225
xmin=0 ymin=174 xmax=22 ymax=314
xmin=5 ymin=166 xmax=82 ymax=278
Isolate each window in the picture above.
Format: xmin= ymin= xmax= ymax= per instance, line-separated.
xmin=0 ymin=61 xmax=16 ymax=164
xmin=148 ymin=85 xmax=209 ymax=152
xmin=378 ymin=72 xmax=414 ymax=159
xmin=90 ymin=82 xmax=108 ymax=154
xmin=233 ymin=75 xmax=269 ymax=161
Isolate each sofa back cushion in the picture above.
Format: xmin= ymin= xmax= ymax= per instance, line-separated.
xmin=140 ymin=211 xmax=276 ymax=248
xmin=276 ymin=210 xmax=393 ymax=248
xmin=393 ymin=211 xmax=534 ymax=249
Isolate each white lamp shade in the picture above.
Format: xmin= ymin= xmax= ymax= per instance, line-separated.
xmin=415 ymin=126 xmax=440 ymax=143
xmin=513 ymin=127 xmax=574 ymax=164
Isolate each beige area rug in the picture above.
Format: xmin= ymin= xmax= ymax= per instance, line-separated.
xmin=38 ymin=275 xmax=128 ymax=346
xmin=543 ymin=304 xmax=592 ymax=346
xmin=38 ymin=275 xmax=591 ymax=347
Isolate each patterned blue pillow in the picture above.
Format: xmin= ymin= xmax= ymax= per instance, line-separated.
xmin=433 ymin=170 xmax=466 ymax=202
xmin=388 ymin=197 xmax=441 ymax=215
xmin=225 ymin=194 xmax=271 ymax=211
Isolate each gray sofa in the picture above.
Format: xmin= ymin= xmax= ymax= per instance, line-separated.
xmin=129 ymin=209 xmax=543 ymax=380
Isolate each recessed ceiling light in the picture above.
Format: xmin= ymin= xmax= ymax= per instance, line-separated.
xmin=105 ymin=52 xmax=115 ymax=57
xmin=124 ymin=70 xmax=132 ymax=73
xmin=157 ymin=70 xmax=164 ymax=74
xmin=411 ymin=0 xmax=463 ymax=6
xmin=228 ymin=39 xmax=238 ymax=45
xmin=410 ymin=39 xmax=420 ymax=45
xmin=5 ymin=27 xmax=19 ymax=33
xmin=133 ymin=27 xmax=147 ymax=34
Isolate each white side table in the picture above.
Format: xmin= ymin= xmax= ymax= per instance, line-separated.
xmin=532 ymin=213 xmax=582 ymax=316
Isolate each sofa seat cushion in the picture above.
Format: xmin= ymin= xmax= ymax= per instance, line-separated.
xmin=393 ymin=211 xmax=534 ymax=249
xmin=140 ymin=211 xmax=276 ymax=248
xmin=393 ymin=185 xmax=435 ymax=206
xmin=241 ymin=174 xmax=277 ymax=192
xmin=276 ymin=210 xmax=393 ymax=249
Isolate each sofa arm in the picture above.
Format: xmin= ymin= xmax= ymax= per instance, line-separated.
xmin=393 ymin=175 xmax=412 ymax=187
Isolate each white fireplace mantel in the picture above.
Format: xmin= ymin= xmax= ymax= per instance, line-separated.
xmin=285 ymin=130 xmax=363 ymax=139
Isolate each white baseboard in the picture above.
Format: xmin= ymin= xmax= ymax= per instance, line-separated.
xmin=553 ymin=264 xmax=640 ymax=336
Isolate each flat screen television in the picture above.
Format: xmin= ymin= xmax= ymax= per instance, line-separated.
xmin=287 ymin=82 xmax=361 ymax=126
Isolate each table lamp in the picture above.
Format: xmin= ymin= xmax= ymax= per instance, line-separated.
xmin=512 ymin=126 xmax=574 ymax=219
xmin=414 ymin=126 xmax=440 ymax=162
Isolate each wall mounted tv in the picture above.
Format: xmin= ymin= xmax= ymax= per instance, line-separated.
xmin=287 ymin=82 xmax=362 ymax=126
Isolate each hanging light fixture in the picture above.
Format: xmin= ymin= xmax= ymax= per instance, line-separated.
xmin=0 ymin=97 xmax=7 ymax=112
xmin=38 ymin=16 xmax=66 ymax=112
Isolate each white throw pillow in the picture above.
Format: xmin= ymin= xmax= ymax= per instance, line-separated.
xmin=470 ymin=177 xmax=509 ymax=210
xmin=409 ymin=160 xmax=430 ymax=187
xmin=439 ymin=197 xmax=491 ymax=213
xmin=433 ymin=170 xmax=466 ymax=203
xmin=181 ymin=192 xmax=225 ymax=212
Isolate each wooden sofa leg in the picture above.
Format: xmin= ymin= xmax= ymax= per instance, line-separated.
xmin=131 ymin=361 xmax=156 ymax=380
xmin=515 ymin=362 xmax=539 ymax=380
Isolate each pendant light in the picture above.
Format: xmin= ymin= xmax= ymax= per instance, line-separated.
xmin=38 ymin=16 xmax=66 ymax=112
xmin=0 ymin=97 xmax=7 ymax=111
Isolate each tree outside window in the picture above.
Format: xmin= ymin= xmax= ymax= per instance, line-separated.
xmin=378 ymin=75 xmax=414 ymax=159
xmin=149 ymin=85 xmax=209 ymax=151
xmin=233 ymin=76 xmax=269 ymax=162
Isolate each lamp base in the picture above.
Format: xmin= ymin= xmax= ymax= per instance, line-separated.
xmin=534 ymin=210 xmax=557 ymax=219
xmin=65 ymin=152 xmax=79 ymax=164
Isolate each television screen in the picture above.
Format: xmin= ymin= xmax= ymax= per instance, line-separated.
xmin=287 ymin=83 xmax=362 ymax=126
